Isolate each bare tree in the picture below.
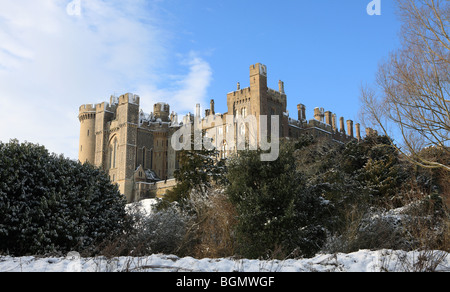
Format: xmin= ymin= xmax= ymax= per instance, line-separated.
xmin=360 ymin=0 xmax=450 ymax=171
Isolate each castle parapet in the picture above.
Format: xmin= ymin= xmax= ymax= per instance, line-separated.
xmin=96 ymin=101 xmax=116 ymax=113
xmin=119 ymin=93 xmax=140 ymax=105
xmin=79 ymin=104 xmax=97 ymax=121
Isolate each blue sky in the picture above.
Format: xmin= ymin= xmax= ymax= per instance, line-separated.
xmin=0 ymin=0 xmax=402 ymax=159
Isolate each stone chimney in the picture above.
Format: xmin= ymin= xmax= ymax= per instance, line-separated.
xmin=297 ymin=104 xmax=306 ymax=121
xmin=347 ymin=120 xmax=354 ymax=138
xmin=355 ymin=123 xmax=361 ymax=141
xmin=332 ymin=114 xmax=337 ymax=132
xmin=314 ymin=107 xmax=324 ymax=122
xmin=210 ymin=99 xmax=215 ymax=115
xmin=324 ymin=111 xmax=332 ymax=126
xmin=278 ymin=80 xmax=285 ymax=94
xmin=340 ymin=117 xmax=346 ymax=134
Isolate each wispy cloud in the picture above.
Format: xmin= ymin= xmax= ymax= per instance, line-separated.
xmin=0 ymin=0 xmax=212 ymax=159
xmin=137 ymin=51 xmax=213 ymax=115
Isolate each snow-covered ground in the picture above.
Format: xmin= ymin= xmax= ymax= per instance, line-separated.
xmin=0 ymin=249 xmax=448 ymax=272
xmin=1 ymin=199 xmax=448 ymax=272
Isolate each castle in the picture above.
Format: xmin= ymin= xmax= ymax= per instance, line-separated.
xmin=79 ymin=63 xmax=364 ymax=202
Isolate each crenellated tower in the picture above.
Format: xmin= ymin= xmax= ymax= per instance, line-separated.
xmin=78 ymin=104 xmax=97 ymax=164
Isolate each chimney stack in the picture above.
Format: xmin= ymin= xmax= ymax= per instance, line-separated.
xmin=340 ymin=117 xmax=346 ymax=134
xmin=325 ymin=111 xmax=332 ymax=126
xmin=297 ymin=104 xmax=306 ymax=121
xmin=279 ymin=80 xmax=285 ymax=94
xmin=355 ymin=123 xmax=361 ymax=141
xmin=347 ymin=120 xmax=354 ymax=138
xmin=314 ymin=107 xmax=324 ymax=122
xmin=210 ymin=99 xmax=215 ymax=115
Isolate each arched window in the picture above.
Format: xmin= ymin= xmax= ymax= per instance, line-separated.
xmin=110 ymin=137 xmax=118 ymax=169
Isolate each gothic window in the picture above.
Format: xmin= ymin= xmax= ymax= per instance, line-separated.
xmin=110 ymin=138 xmax=118 ymax=169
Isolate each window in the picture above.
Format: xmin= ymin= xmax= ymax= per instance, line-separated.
xmin=241 ymin=107 xmax=247 ymax=117
xmin=87 ymin=130 xmax=90 ymax=136
xmin=240 ymin=124 xmax=246 ymax=136
xmin=221 ymin=142 xmax=227 ymax=159
xmin=110 ymin=138 xmax=118 ymax=169
xmin=142 ymin=147 xmax=146 ymax=169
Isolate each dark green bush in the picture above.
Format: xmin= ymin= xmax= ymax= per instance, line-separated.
xmin=0 ymin=140 xmax=127 ymax=256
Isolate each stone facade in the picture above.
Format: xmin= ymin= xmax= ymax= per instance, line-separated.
xmin=79 ymin=63 xmax=363 ymax=202
xmin=79 ymin=93 xmax=180 ymax=202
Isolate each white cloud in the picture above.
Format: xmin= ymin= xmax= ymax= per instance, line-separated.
xmin=0 ymin=0 xmax=212 ymax=159
xmin=137 ymin=52 xmax=213 ymax=115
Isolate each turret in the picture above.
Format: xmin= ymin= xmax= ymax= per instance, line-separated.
xmin=78 ymin=104 xmax=97 ymax=164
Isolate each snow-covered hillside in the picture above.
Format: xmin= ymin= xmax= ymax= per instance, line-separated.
xmin=0 ymin=249 xmax=448 ymax=272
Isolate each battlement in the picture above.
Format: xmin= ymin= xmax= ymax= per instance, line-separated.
xmin=154 ymin=102 xmax=170 ymax=122
xmin=267 ymin=88 xmax=286 ymax=104
xmin=79 ymin=104 xmax=97 ymax=122
xmin=250 ymin=63 xmax=267 ymax=77
xmin=154 ymin=102 xmax=170 ymax=113
xmin=79 ymin=104 xmax=97 ymax=113
xmin=119 ymin=93 xmax=140 ymax=105
xmin=96 ymin=101 xmax=116 ymax=113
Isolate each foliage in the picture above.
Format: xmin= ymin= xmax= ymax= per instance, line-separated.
xmin=227 ymin=140 xmax=330 ymax=259
xmin=161 ymin=134 xmax=226 ymax=209
xmin=0 ymin=140 xmax=127 ymax=256
xmin=360 ymin=0 xmax=450 ymax=171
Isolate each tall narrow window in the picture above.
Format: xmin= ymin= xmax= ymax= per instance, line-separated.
xmin=112 ymin=138 xmax=117 ymax=169
xmin=142 ymin=147 xmax=146 ymax=169
xmin=150 ymin=149 xmax=153 ymax=170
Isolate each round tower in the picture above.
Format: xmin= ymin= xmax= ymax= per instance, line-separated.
xmin=78 ymin=104 xmax=96 ymax=164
